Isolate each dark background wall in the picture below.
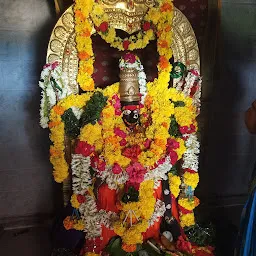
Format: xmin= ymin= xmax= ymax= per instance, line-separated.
xmin=197 ymin=0 xmax=256 ymax=254
xmin=0 ymin=0 xmax=60 ymax=224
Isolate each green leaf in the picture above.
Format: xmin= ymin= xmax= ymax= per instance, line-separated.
xmin=61 ymin=108 xmax=80 ymax=139
xmin=173 ymin=101 xmax=185 ymax=107
xmin=169 ymin=115 xmax=182 ymax=137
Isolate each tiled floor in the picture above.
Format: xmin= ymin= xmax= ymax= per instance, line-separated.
xmin=0 ymin=227 xmax=52 ymax=256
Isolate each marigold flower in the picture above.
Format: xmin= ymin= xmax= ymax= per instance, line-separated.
xmin=52 ymin=105 xmax=65 ymax=115
xmin=159 ymin=56 xmax=169 ymax=70
xmin=78 ymin=51 xmax=90 ymax=60
xmin=63 ymin=216 xmax=73 ymax=230
xmin=122 ymin=243 xmax=137 ymax=252
xmin=160 ymin=2 xmax=173 ymax=12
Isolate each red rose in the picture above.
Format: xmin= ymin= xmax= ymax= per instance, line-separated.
xmin=143 ymin=21 xmax=151 ymax=31
xmin=77 ymin=194 xmax=86 ymax=204
xmin=99 ymin=21 xmax=108 ymax=33
xmin=143 ymin=139 xmax=151 ymax=149
xmin=123 ymin=40 xmax=130 ymax=50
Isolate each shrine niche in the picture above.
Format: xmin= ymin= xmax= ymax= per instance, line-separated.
xmin=39 ymin=0 xmax=214 ymax=255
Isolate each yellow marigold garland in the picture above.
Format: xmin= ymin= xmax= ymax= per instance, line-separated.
xmin=180 ymin=212 xmax=195 ymax=228
xmin=74 ymin=0 xmax=95 ymax=91
xmin=168 ymin=173 xmax=181 ymax=198
xmin=183 ymin=172 xmax=200 ymax=190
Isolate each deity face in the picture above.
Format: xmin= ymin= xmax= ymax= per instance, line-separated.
xmin=121 ymin=103 xmax=140 ymax=127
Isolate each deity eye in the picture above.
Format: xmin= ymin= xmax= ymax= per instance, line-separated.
xmin=133 ymin=113 xmax=139 ymax=119
xmin=123 ymin=109 xmax=131 ymax=115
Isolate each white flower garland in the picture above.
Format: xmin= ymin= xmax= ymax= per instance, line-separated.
xmin=96 ymin=168 xmax=129 ymax=190
xmin=71 ymin=154 xmax=92 ymax=194
xmin=182 ymin=134 xmax=200 ymax=171
xmin=148 ymin=199 xmax=166 ymax=227
xmin=39 ymin=61 xmax=72 ymax=128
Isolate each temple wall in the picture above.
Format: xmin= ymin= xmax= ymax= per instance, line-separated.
xmin=0 ymin=0 xmax=60 ymax=225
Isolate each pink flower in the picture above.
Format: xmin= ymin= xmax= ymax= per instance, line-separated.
xmin=166 ymin=138 xmax=180 ymax=152
xmin=179 ymin=126 xmax=189 ymax=134
xmin=114 ymin=127 xmax=126 ymax=138
xmin=143 ymin=139 xmax=151 ymax=149
xmin=91 ymin=155 xmax=106 ymax=172
xmin=169 ymin=150 xmax=178 ymax=165
xmin=126 ymin=162 xmax=146 ymax=184
xmin=119 ymin=139 xmax=127 ymax=146
xmin=123 ymin=52 xmax=136 ymax=63
xmin=75 ymin=141 xmax=95 ymax=157
xmin=157 ymin=157 xmax=166 ymax=165
xmin=122 ymin=145 xmax=141 ymax=162
xmin=190 ymin=124 xmax=196 ymax=133
xmin=51 ymin=61 xmax=59 ymax=69
xmin=112 ymin=163 xmax=122 ymax=174
xmin=115 ymin=109 xmax=122 ymax=116
xmin=112 ymin=94 xmax=122 ymax=115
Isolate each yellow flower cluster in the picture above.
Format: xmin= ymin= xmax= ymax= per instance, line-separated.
xmin=168 ymin=173 xmax=181 ymax=198
xmin=73 ymin=219 xmax=85 ymax=231
xmin=80 ymin=123 xmax=103 ymax=152
xmin=49 ymin=94 xmax=91 ymax=183
xmin=178 ymin=197 xmax=200 ymax=211
xmin=183 ymin=172 xmax=199 ymax=190
xmin=180 ymin=212 xmax=195 ymax=228
xmin=75 ymin=0 xmax=95 ymax=91
xmin=114 ymin=180 xmax=155 ymax=246
xmin=70 ymin=194 xmax=80 ymax=209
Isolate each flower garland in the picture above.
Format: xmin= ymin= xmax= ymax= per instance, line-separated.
xmin=49 ymin=94 xmax=92 ymax=182
xmin=74 ymin=0 xmax=174 ymax=92
xmin=39 ymin=61 xmax=72 ymax=128
xmin=178 ymin=134 xmax=200 ymax=228
xmin=90 ymin=1 xmax=157 ymax=51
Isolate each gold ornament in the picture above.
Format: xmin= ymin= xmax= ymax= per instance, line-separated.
xmin=119 ymin=68 xmax=140 ymax=102
xmin=100 ymin=0 xmax=156 ymax=34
